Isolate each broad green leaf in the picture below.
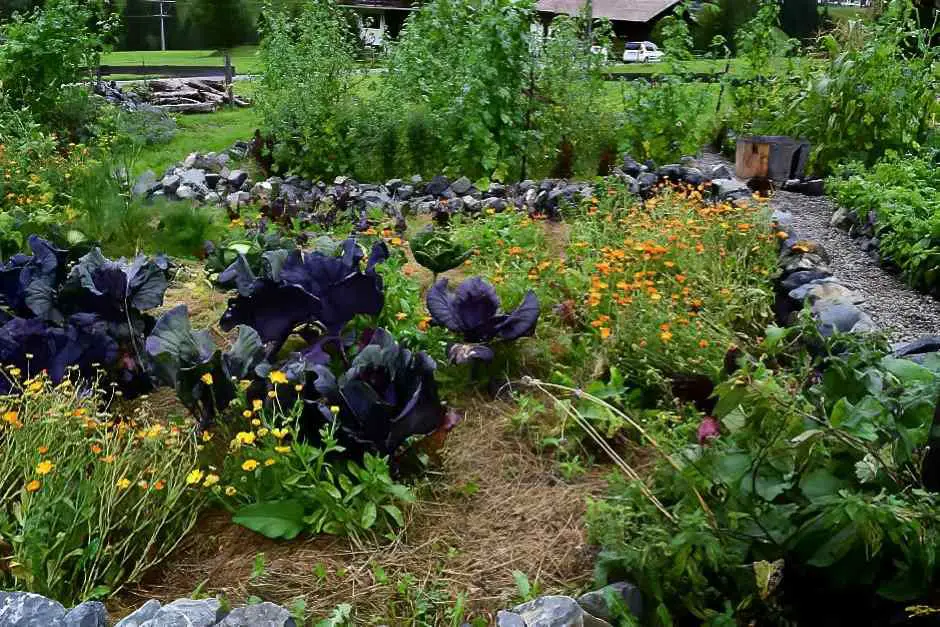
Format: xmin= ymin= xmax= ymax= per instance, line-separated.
xmin=233 ymin=500 xmax=306 ymax=540
xmin=360 ymin=502 xmax=377 ymax=529
xmin=799 ymin=468 xmax=849 ymax=502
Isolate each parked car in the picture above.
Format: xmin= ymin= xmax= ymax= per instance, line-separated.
xmin=622 ymin=41 xmax=664 ymax=63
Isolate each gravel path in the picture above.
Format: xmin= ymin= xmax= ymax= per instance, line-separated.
xmin=696 ymin=152 xmax=940 ymax=344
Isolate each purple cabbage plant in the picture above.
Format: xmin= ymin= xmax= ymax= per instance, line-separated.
xmin=217 ymin=238 xmax=389 ymax=361
xmin=0 ymin=236 xmax=170 ymax=394
xmin=426 ymin=276 xmax=540 ymax=364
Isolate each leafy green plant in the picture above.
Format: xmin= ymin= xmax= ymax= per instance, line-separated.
xmin=0 ymin=372 xmax=206 ymax=604
xmin=583 ymin=323 xmax=940 ymax=624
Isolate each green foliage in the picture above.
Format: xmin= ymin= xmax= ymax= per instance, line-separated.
xmin=256 ymin=0 xmax=357 ymax=177
xmin=588 ymin=325 xmax=940 ymax=623
xmin=409 ymin=227 xmax=472 ymax=276
xmin=0 ymin=373 xmax=206 ymax=605
xmin=0 ymin=0 xmax=113 ymax=123
xmin=214 ymin=399 xmax=416 ymax=543
xmin=783 ymin=0 xmax=938 ymax=172
xmin=828 ymin=152 xmax=940 ymax=291
xmin=383 ymin=0 xmax=534 ymax=179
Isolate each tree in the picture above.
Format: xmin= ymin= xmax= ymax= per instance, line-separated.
xmin=780 ymin=0 xmax=821 ymax=40
xmin=0 ymin=0 xmax=42 ymax=22
xmin=175 ymin=0 xmax=255 ymax=50
xmin=691 ymin=0 xmax=758 ymax=53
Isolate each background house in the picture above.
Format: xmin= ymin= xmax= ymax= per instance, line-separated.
xmin=534 ymin=0 xmax=683 ymax=41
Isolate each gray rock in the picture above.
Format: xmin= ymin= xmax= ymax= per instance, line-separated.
xmin=0 ymin=592 xmax=67 ymax=626
xmin=227 ymin=169 xmax=249 ymax=188
xmin=205 ymin=192 xmax=221 ymax=205
xmin=894 ymin=336 xmax=940 ymax=358
xmin=251 ymin=181 xmax=274 ymax=200
xmin=814 ymin=303 xmax=873 ymax=336
xmin=451 ymin=176 xmax=473 ymax=195
xmin=495 ymin=610 xmax=526 ymax=627
xmin=182 ymin=153 xmax=198 ymax=168
xmin=385 ymin=178 xmax=403 ymax=192
xmin=488 ymin=182 xmax=506 ymax=196
xmin=780 ymin=270 xmax=832 ymax=292
xmin=709 ymin=164 xmax=734 ymax=179
xmin=512 ymin=595 xmax=584 ymax=627
xmin=334 ymin=175 xmax=351 ymax=186
xmin=577 ymin=582 xmax=643 ymax=621
xmin=115 ymin=600 xmax=162 ymax=627
xmin=771 ymin=209 xmax=794 ymax=228
xmin=180 ymin=169 xmax=207 ymax=188
xmin=161 ymin=174 xmax=181 ymax=194
xmin=426 ymin=175 xmax=450 ymax=196
xmin=133 ymin=170 xmax=158 ymax=197
xmin=483 ymin=197 xmax=507 ymax=212
xmin=217 ymin=602 xmax=295 ymax=627
xmin=140 ymin=598 xmax=221 ymax=627
xmin=63 ymin=601 xmax=107 ymax=627
xmin=830 ymin=207 xmax=855 ymax=230
xmin=410 ymin=174 xmax=423 ymax=186
xmin=226 ymin=190 xmax=250 ymax=209
xmin=362 ymin=189 xmax=392 ymax=208
xmin=461 ymin=195 xmax=481 ymax=213
xmin=396 ymin=184 xmax=414 ymax=201
xmin=175 ymin=185 xmax=197 ymax=200
xmin=711 ymin=178 xmax=748 ymax=198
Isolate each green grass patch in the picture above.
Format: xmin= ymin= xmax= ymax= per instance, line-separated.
xmin=102 ymin=46 xmax=262 ymax=74
xmin=133 ymin=105 xmax=259 ymax=176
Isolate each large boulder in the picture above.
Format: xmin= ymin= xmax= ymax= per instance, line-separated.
xmin=577 ymin=582 xmax=643 ymax=622
xmin=0 ymin=592 xmax=67 ymax=626
xmin=62 ymin=601 xmax=108 ymax=627
xmin=512 ymin=596 xmax=590 ymax=627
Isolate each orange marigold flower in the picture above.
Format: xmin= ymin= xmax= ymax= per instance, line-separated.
xmin=25 ymin=479 xmax=41 ymax=493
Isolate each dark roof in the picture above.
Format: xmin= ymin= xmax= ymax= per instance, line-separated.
xmin=535 ymin=0 xmax=680 ymax=23
xmin=339 ymin=0 xmax=414 ymax=9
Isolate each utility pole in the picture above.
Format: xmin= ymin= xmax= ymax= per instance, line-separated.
xmin=140 ymin=0 xmax=177 ymax=50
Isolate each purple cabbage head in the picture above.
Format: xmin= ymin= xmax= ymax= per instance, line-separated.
xmin=426 ymin=276 xmax=539 ymax=363
xmin=307 ymin=328 xmax=446 ymax=456
xmin=219 ymin=238 xmax=388 ymax=357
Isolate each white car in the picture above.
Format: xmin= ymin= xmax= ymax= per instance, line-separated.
xmin=622 ymin=41 xmax=664 ymax=63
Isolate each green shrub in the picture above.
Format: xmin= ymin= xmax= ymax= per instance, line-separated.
xmin=0 ymin=372 xmax=206 ymax=604
xmin=828 ymin=152 xmax=940 ymax=291
xmin=586 ymin=326 xmax=940 ymax=624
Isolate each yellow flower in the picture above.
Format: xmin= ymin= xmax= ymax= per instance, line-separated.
xmin=252 ymin=399 xmax=263 ymax=411
xmin=242 ymin=410 xmax=252 ymax=418
xmin=267 ymin=390 xmax=277 ymax=399
xmin=36 ymin=461 xmax=54 ymax=476
xmin=294 ymin=384 xmax=303 ymax=392
xmin=251 ymin=418 xmax=261 ymax=427
xmin=225 ymin=486 xmax=237 ymax=496
xmin=25 ymin=479 xmax=41 ymax=493
xmin=101 ymin=454 xmax=115 ymax=464
xmin=37 ymin=446 xmax=48 ymax=455
xmin=271 ymin=428 xmax=288 ymax=439
xmin=241 ymin=459 xmax=259 ymax=472
xmin=116 ymin=478 xmax=131 ymax=490
xmin=257 ymin=428 xmax=269 ymax=437
xmin=234 ymin=431 xmax=256 ymax=446
xmin=200 ymin=373 xmax=214 ymax=386
xmin=275 ymin=446 xmax=291 ymax=454
xmin=395 ymin=312 xmax=407 ymax=321
xmin=264 ymin=458 xmax=276 ymax=467
xmin=203 ymin=473 xmax=220 ymax=487
xmin=329 ymin=405 xmax=340 ymax=415
xmin=185 ymin=469 xmax=204 ymax=485
xmin=2 ymin=410 xmax=19 ymax=425
xmin=269 ymin=371 xmax=288 ymax=385
xmin=660 ymin=331 xmax=673 ymax=343
xmin=201 ymin=431 xmax=213 ymax=442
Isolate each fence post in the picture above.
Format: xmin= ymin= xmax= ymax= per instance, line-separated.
xmin=224 ymin=52 xmax=233 ymax=104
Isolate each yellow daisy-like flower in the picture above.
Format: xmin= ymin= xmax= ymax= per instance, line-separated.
xmin=252 ymin=399 xmax=263 ymax=411
xmin=203 ymin=473 xmax=220 ymax=487
xmin=225 ymin=486 xmax=237 ymax=496
xmin=257 ymin=428 xmax=269 ymax=437
xmin=251 ymin=418 xmax=261 ymax=427
xmin=201 ymin=431 xmax=213 ymax=442
xmin=185 ymin=469 xmax=204 ymax=485
xmin=329 ymin=405 xmax=340 ymax=415
xmin=267 ymin=390 xmax=277 ymax=399
xmin=36 ymin=461 xmax=54 ymax=476
xmin=294 ymin=384 xmax=303 ymax=392
xmin=242 ymin=410 xmax=252 ymax=418
xmin=275 ymin=445 xmax=291 ymax=454
xmin=264 ymin=458 xmax=276 ymax=467
xmin=271 ymin=428 xmax=288 ymax=439
xmin=234 ymin=431 xmax=256 ymax=446
xmin=200 ymin=373 xmax=214 ymax=386
xmin=241 ymin=459 xmax=259 ymax=472
xmin=269 ymin=370 xmax=288 ymax=385
xmin=116 ymin=478 xmax=131 ymax=490
xmin=25 ymin=479 xmax=41 ymax=493
xmin=395 ymin=312 xmax=407 ymax=321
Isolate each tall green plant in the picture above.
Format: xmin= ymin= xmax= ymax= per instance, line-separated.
xmin=256 ymin=0 xmax=357 ymax=177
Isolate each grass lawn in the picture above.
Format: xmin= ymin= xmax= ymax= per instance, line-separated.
xmin=826 ymin=5 xmax=873 ymax=21
xmin=134 ymin=105 xmax=259 ymax=176
xmin=102 ymin=45 xmax=262 ymax=74
xmin=606 ymin=56 xmax=817 ymax=77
